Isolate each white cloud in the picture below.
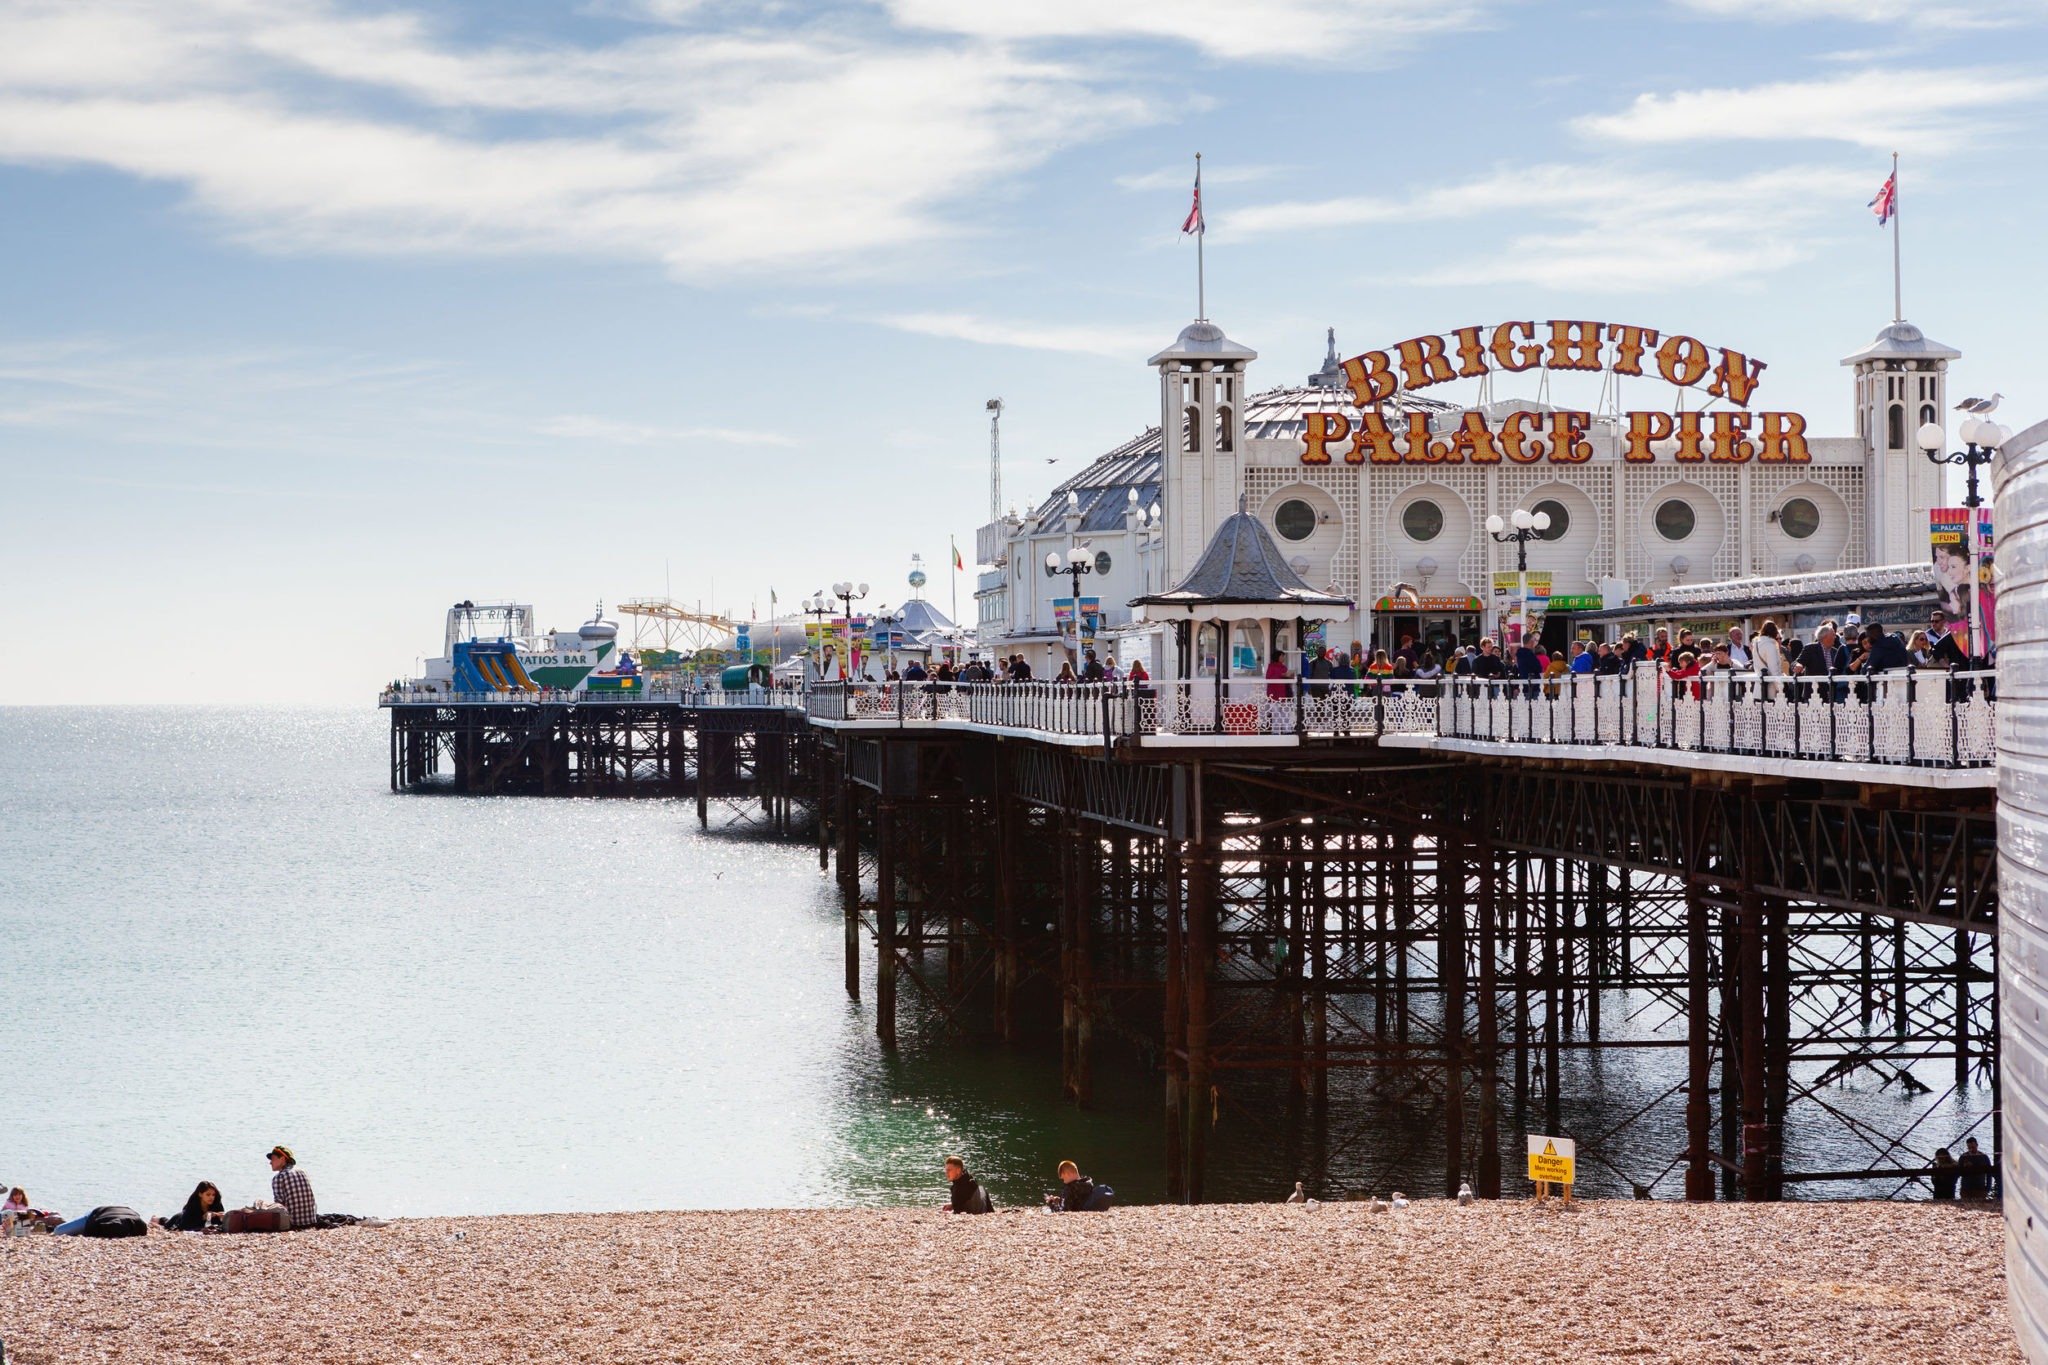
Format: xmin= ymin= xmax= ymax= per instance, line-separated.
xmin=877 ymin=311 xmax=1165 ymax=359
xmin=0 ymin=0 xmax=1162 ymax=279
xmin=1673 ymin=0 xmax=2040 ymax=27
xmin=885 ymin=0 xmax=1496 ymax=62
xmin=1115 ymin=163 xmax=1285 ymax=192
xmin=538 ymin=415 xmax=795 ymax=447
xmin=1219 ymin=164 xmax=1871 ymax=291
xmin=1575 ymin=68 xmax=2048 ymax=153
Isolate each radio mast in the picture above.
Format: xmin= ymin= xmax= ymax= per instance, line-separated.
xmin=986 ymin=398 xmax=1004 ymax=524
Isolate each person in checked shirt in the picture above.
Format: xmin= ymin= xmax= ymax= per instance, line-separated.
xmin=266 ymin=1145 xmax=318 ymax=1229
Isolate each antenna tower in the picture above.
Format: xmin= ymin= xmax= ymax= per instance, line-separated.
xmin=986 ymin=398 xmax=1004 ymax=524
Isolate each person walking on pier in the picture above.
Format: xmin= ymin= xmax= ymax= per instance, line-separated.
xmin=1082 ymin=650 xmax=1105 ymax=683
xmin=942 ymin=1157 xmax=993 ymax=1215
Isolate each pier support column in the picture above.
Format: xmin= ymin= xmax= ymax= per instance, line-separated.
xmin=1186 ymin=768 xmax=1214 ymax=1204
xmin=1684 ymin=879 xmax=1715 ymax=1201
xmin=876 ymin=799 xmax=898 ymax=1049
xmin=1477 ymin=834 xmax=1501 ymax=1199
xmin=1164 ymin=832 xmax=1187 ymax=1203
xmin=1441 ymin=840 xmax=1467 ymax=1199
xmin=1765 ymin=895 xmax=1789 ymax=1201
xmin=1739 ymin=871 xmax=1767 ymax=1203
xmin=994 ymin=774 xmax=1018 ymax=1044
xmin=838 ymin=775 xmax=861 ymax=1002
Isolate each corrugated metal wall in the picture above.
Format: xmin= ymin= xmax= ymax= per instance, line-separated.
xmin=1999 ymin=417 xmax=2048 ymax=1362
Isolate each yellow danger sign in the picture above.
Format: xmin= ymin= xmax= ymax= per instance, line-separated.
xmin=1527 ymin=1134 xmax=1576 ymax=1185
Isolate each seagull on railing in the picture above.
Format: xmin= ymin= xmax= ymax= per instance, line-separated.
xmin=1954 ymin=393 xmax=2004 ymax=414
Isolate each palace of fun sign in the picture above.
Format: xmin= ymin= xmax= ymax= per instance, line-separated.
xmin=1300 ymin=320 xmax=1813 ymax=468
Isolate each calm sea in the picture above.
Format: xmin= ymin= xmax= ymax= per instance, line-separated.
xmin=2 ymin=708 xmax=1992 ymax=1220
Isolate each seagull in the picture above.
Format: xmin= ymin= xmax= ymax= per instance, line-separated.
xmin=1286 ymin=1182 xmax=1306 ymax=1204
xmin=1955 ymin=393 xmax=2004 ymax=414
xmin=1385 ymin=582 xmax=1421 ymax=609
xmin=1368 ymin=1196 xmax=1389 ymax=1213
xmin=1457 ymin=1181 xmax=1474 ymax=1207
xmin=1044 ymin=457 xmax=1060 ymax=464
xmin=1390 ymin=1192 xmax=1410 ymax=1209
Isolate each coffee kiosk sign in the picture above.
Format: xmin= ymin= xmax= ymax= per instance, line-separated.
xmin=1302 ymin=320 xmax=1811 ymax=467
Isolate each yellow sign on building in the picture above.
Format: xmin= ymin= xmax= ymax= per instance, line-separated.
xmin=1527 ymin=1134 xmax=1575 ymax=1185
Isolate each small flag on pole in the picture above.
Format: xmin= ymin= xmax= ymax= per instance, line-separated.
xmin=952 ymin=538 xmax=964 ymax=571
xmin=1869 ymin=172 xmax=1897 ymax=226
xmin=1182 ymin=163 xmax=1204 ymax=235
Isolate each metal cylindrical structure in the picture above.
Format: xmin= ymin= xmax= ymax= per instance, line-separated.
xmin=1998 ymin=417 xmax=2048 ymax=1362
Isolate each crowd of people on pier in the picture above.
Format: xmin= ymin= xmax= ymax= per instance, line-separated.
xmin=0 ymin=1145 xmax=372 ymax=1239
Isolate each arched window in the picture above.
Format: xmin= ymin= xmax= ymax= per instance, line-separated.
xmin=1887 ymin=404 xmax=1904 ymax=450
xmin=1216 ymin=406 xmax=1234 ymax=452
xmin=1196 ymin=623 xmax=1220 ymax=676
xmin=1184 ymin=405 xmax=1201 ymax=453
xmin=1921 ymin=403 xmax=1936 ymax=432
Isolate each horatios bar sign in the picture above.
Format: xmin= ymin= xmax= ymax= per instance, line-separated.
xmin=1301 ymin=320 xmax=1812 ymax=467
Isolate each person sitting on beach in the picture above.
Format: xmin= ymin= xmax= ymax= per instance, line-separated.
xmin=1957 ymin=1138 xmax=1994 ymax=1199
xmin=268 ymin=1146 xmax=318 ymax=1229
xmin=157 ymin=1181 xmax=226 ymax=1232
xmin=1932 ymin=1148 xmax=1959 ymax=1200
xmin=3 ymin=1187 xmax=26 ymax=1214
xmin=1044 ymin=1161 xmax=1112 ymax=1212
xmin=941 ymin=1156 xmax=993 ymax=1215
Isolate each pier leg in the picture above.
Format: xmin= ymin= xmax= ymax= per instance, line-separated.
xmin=1478 ymin=837 xmax=1501 ymax=1199
xmin=1685 ymin=881 xmax=1715 ymax=1201
xmin=839 ymin=778 xmax=860 ymax=1002
xmin=1544 ymin=858 xmax=1561 ymax=1136
xmin=995 ymin=780 xmax=1018 ymax=1044
xmin=1165 ymin=834 xmax=1187 ymax=1203
xmin=1957 ymin=928 xmax=1973 ymax=1094
xmin=1739 ymin=877 xmax=1766 ymax=1203
xmin=1186 ymin=775 xmax=1213 ymax=1204
xmin=1765 ymin=895 xmax=1789 ymax=1201
xmin=876 ymin=800 xmax=897 ymax=1049
xmin=1442 ymin=841 xmax=1466 ymax=1199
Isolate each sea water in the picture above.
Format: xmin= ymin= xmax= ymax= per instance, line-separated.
xmin=1 ymin=707 xmax=1992 ymax=1220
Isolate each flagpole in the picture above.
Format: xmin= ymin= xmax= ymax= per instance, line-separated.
xmin=1195 ymin=152 xmax=1205 ymax=321
xmin=1891 ymin=152 xmax=1902 ymax=324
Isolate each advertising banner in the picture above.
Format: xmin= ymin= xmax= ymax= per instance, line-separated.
xmin=1054 ymin=596 xmax=1103 ymax=648
xmin=1932 ymin=508 xmax=1995 ymax=655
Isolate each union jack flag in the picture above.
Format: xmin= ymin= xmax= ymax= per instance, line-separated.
xmin=1869 ymin=172 xmax=1896 ymax=226
xmin=1182 ymin=168 xmax=1204 ymax=235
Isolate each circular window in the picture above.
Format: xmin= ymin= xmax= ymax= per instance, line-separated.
xmin=1532 ymin=498 xmax=1570 ymax=542
xmin=1655 ymin=498 xmax=1696 ymax=541
xmin=1274 ymin=498 xmax=1317 ymax=542
xmin=1094 ymin=550 xmax=1113 ymax=575
xmin=1401 ymin=499 xmax=1444 ymax=542
xmin=1778 ymin=497 xmax=1820 ymax=540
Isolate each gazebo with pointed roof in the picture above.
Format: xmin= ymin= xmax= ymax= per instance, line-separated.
xmin=1131 ymin=497 xmax=1352 ymax=623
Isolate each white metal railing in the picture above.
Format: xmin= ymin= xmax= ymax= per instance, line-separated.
xmin=382 ymin=666 xmax=1995 ymax=769
xmin=805 ymin=678 xmax=1447 ymax=741
xmin=1437 ymin=663 xmax=1995 ymax=769
xmin=380 ymin=685 xmax=804 ymax=708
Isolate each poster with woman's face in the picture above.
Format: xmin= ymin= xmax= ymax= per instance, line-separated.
xmin=1931 ymin=509 xmax=1996 ymax=653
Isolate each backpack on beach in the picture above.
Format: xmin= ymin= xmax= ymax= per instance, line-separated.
xmin=1082 ymin=1185 xmax=1115 ymax=1211
xmin=971 ymin=1186 xmax=995 ymax=1214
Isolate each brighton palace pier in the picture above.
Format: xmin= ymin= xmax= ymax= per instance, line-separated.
xmin=388 ymin=304 xmax=2005 ymax=1220
xmin=974 ymin=314 xmax=1961 ymax=669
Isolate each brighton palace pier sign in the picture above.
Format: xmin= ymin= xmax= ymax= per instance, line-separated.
xmin=1301 ymin=320 xmax=1811 ymax=467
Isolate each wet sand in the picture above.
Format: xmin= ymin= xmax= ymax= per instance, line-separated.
xmin=0 ymin=1201 xmax=2014 ymax=1363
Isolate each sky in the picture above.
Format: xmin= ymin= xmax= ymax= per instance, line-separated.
xmin=2 ymin=0 xmax=2044 ymax=704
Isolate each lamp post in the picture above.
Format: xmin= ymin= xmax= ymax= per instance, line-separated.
xmin=1920 ymin=418 xmax=2008 ymax=662
xmin=831 ymin=581 xmax=869 ymax=679
xmin=1485 ymin=506 xmax=1551 ymax=646
xmin=803 ymin=593 xmax=835 ymax=676
xmin=1046 ymin=546 xmax=1093 ymax=668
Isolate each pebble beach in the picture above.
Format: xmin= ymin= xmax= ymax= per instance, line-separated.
xmin=0 ymin=1201 xmax=2015 ymax=1364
